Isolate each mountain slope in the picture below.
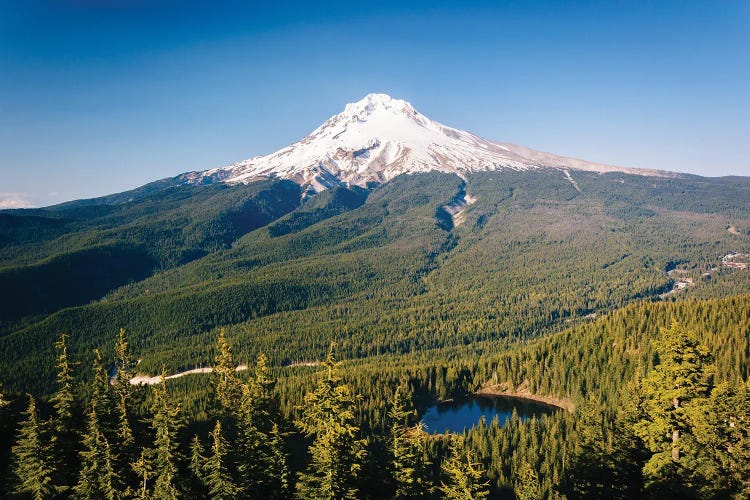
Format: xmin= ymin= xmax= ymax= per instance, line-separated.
xmin=0 ymin=180 xmax=301 ymax=324
xmin=2 ymin=169 xmax=749 ymax=395
xmin=190 ymin=93 xmax=674 ymax=193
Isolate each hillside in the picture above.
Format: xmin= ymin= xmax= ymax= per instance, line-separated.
xmin=1 ymin=168 xmax=749 ymax=395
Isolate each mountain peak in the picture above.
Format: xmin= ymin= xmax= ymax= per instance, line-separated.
xmin=195 ymin=94 xmax=673 ymax=192
xmin=342 ymin=93 xmax=416 ymax=119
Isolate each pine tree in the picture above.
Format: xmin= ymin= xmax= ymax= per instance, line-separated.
xmin=204 ymin=420 xmax=240 ymax=499
xmin=91 ymin=348 xmax=117 ymax=440
xmin=131 ymin=448 xmax=153 ymax=500
xmin=439 ymin=437 xmax=489 ymax=500
xmin=566 ymin=394 xmax=643 ymax=499
xmin=609 ymin=378 xmax=648 ymax=498
xmin=189 ymin=434 xmax=206 ymax=484
xmin=236 ymin=353 xmax=289 ymax=497
xmin=249 ymin=353 xmax=278 ymax=431
xmin=514 ymin=460 xmax=541 ymax=500
xmin=389 ymin=383 xmax=432 ymax=498
xmin=50 ymin=333 xmax=77 ymax=491
xmin=51 ymin=333 xmax=75 ymax=432
xmin=150 ymin=372 xmax=182 ymax=500
xmin=100 ymin=439 xmax=119 ymax=500
xmin=12 ymin=395 xmax=56 ymax=499
xmin=212 ymin=329 xmax=242 ymax=416
xmin=113 ymin=329 xmax=136 ymax=453
xmin=296 ymin=343 xmax=367 ymax=500
xmin=704 ymin=381 xmax=750 ymax=499
xmin=236 ymin=381 xmax=262 ymax=490
xmin=266 ymin=423 xmax=291 ymax=499
xmin=112 ymin=330 xmax=137 ymax=492
xmin=633 ymin=321 xmax=715 ymax=496
xmin=75 ymin=404 xmax=118 ymax=500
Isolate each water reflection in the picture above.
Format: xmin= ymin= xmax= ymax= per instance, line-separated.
xmin=421 ymin=395 xmax=558 ymax=434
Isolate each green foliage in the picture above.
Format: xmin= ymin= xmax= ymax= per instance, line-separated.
xmin=707 ymin=381 xmax=750 ymax=498
xmin=565 ymin=393 xmax=644 ymax=499
xmin=75 ymin=405 xmax=119 ymax=500
xmin=633 ymin=322 xmax=715 ymax=494
xmin=130 ymin=449 xmax=153 ymax=500
xmin=0 ymin=180 xmax=301 ymax=323
xmin=12 ymin=395 xmax=56 ymax=499
xmin=296 ymin=344 xmax=367 ymax=499
xmin=114 ymin=331 xmax=136 ymax=459
xmin=189 ymin=433 xmax=206 ymax=490
xmin=236 ymin=352 xmax=289 ymax=497
xmin=6 ymin=171 xmax=750 ymax=397
xmin=211 ymin=329 xmax=242 ymax=416
xmin=0 ymin=294 xmax=748 ymax=498
xmin=439 ymin=437 xmax=489 ymax=500
xmin=149 ymin=372 xmax=183 ymax=499
xmin=50 ymin=333 xmax=77 ymax=492
xmin=514 ymin=460 xmax=541 ymax=500
xmin=202 ymin=420 xmax=240 ymax=499
xmin=388 ymin=383 xmax=433 ymax=498
xmin=51 ymin=333 xmax=75 ymax=433
xmin=0 ymin=382 xmax=7 ymax=410
xmin=1 ymin=170 xmax=750 ymax=498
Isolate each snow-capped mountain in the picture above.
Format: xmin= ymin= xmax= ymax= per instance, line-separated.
xmin=190 ymin=93 xmax=673 ymax=193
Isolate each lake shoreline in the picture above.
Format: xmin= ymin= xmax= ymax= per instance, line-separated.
xmin=475 ymin=385 xmax=575 ymax=412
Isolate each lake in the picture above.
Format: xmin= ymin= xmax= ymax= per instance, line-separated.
xmin=420 ymin=395 xmax=559 ymax=434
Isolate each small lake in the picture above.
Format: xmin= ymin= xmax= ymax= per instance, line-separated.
xmin=421 ymin=395 xmax=559 ymax=434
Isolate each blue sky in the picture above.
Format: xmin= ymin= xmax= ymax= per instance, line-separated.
xmin=1 ymin=0 xmax=748 ymax=207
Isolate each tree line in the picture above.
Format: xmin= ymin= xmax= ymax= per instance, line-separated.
xmin=2 ymin=322 xmax=748 ymax=498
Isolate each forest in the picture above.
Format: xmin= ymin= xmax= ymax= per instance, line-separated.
xmin=1 ymin=170 xmax=749 ymax=498
xmin=0 ymin=294 xmax=747 ymax=498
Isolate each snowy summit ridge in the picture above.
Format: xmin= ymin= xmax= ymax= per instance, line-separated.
xmin=195 ymin=93 xmax=670 ymax=193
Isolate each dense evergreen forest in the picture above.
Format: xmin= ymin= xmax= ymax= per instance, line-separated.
xmin=2 ymin=171 xmax=749 ymax=394
xmin=1 ymin=170 xmax=749 ymax=497
xmin=0 ymin=295 xmax=748 ymax=498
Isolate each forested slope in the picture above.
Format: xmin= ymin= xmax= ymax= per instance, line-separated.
xmin=1 ymin=170 xmax=749 ymax=395
xmin=0 ymin=180 xmax=302 ymax=326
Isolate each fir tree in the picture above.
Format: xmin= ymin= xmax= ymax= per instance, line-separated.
xmin=633 ymin=321 xmax=715 ymax=496
xmin=266 ymin=423 xmax=291 ymax=499
xmin=704 ymin=381 xmax=750 ymax=499
xmin=236 ymin=353 xmax=289 ymax=496
xmin=91 ymin=349 xmax=117 ymax=441
xmin=236 ymin=381 xmax=262 ymax=491
xmin=189 ymin=434 xmax=206 ymax=485
xmin=204 ymin=420 xmax=240 ymax=499
xmin=12 ymin=395 xmax=56 ymax=499
xmin=51 ymin=333 xmax=75 ymax=432
xmin=150 ymin=372 xmax=182 ymax=500
xmin=212 ymin=329 xmax=242 ymax=416
xmin=113 ymin=329 xmax=136 ymax=453
xmin=109 ymin=330 xmax=138 ymax=495
xmin=565 ymin=394 xmax=644 ymax=499
xmin=249 ymin=353 xmax=278 ymax=431
xmin=296 ymin=343 xmax=367 ymax=500
xmin=439 ymin=437 xmax=489 ymax=500
xmin=50 ymin=333 xmax=77 ymax=491
xmin=131 ymin=448 xmax=153 ymax=500
xmin=388 ymin=383 xmax=432 ymax=498
xmin=514 ymin=460 xmax=541 ymax=500
xmin=75 ymin=404 xmax=118 ymax=500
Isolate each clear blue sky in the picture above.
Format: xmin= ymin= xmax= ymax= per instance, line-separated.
xmin=1 ymin=0 xmax=748 ymax=207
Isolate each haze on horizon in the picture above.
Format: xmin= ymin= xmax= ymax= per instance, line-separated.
xmin=1 ymin=0 xmax=748 ymax=208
